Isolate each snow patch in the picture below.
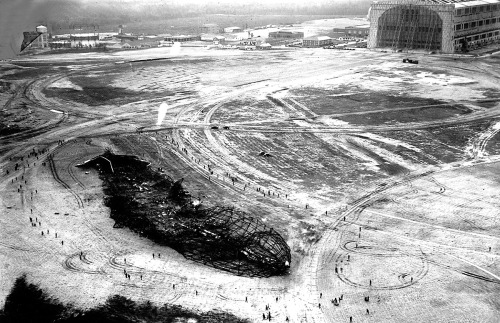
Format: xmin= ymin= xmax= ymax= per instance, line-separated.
xmin=358 ymin=132 xmax=422 ymax=152
xmin=48 ymin=78 xmax=83 ymax=91
xmin=317 ymin=116 xmax=350 ymax=127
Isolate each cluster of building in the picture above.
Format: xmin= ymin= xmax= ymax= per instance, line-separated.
xmin=180 ymin=1 xmax=500 ymax=53
xmin=24 ymin=23 xmax=250 ymax=51
xmin=27 ymin=1 xmax=499 ymax=55
xmin=196 ymin=0 xmax=500 ymax=53
xmin=23 ymin=23 xmax=370 ymax=52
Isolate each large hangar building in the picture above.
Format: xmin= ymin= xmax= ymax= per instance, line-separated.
xmin=367 ymin=0 xmax=500 ymax=53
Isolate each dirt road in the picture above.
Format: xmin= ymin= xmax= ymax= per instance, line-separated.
xmin=2 ymin=47 xmax=500 ymax=322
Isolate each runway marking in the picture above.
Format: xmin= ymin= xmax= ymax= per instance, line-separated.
xmin=365 ymin=209 xmax=500 ymax=241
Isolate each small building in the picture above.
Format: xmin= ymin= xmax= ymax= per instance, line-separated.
xmin=201 ymin=23 xmax=220 ymax=34
xmin=268 ymin=30 xmax=304 ymax=39
xmin=108 ymin=42 xmax=126 ymax=49
xmin=331 ymin=29 xmax=347 ymax=38
xmin=303 ymin=36 xmax=334 ymax=47
xmin=116 ymin=34 xmax=138 ymax=41
xmin=224 ymin=34 xmax=246 ymax=41
xmin=200 ymin=34 xmax=217 ymax=41
xmin=256 ymin=42 xmax=272 ymax=50
xmin=99 ymin=32 xmax=118 ymax=40
xmin=224 ymin=26 xmax=243 ymax=33
xmin=164 ymin=35 xmax=201 ymax=42
xmin=333 ymin=25 xmax=370 ymax=39
xmin=48 ymin=40 xmax=71 ymax=49
xmin=345 ymin=25 xmax=370 ymax=38
xmin=70 ymin=33 xmax=99 ymax=47
xmin=213 ymin=36 xmax=226 ymax=45
xmin=240 ymin=37 xmax=262 ymax=46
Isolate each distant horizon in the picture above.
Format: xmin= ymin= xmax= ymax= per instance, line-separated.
xmin=0 ymin=0 xmax=371 ymax=59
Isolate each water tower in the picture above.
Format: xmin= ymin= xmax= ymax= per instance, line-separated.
xmin=35 ymin=25 xmax=48 ymax=48
xmin=20 ymin=25 xmax=48 ymax=52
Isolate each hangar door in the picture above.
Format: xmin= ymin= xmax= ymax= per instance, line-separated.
xmin=376 ymin=5 xmax=443 ymax=51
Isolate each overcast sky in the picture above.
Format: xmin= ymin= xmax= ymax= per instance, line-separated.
xmin=0 ymin=0 xmax=44 ymax=59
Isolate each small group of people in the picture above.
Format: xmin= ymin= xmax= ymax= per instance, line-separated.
xmin=331 ymin=294 xmax=343 ymax=306
xmin=262 ymin=311 xmax=271 ymax=321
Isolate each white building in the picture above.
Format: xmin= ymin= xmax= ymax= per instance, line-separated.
xmin=224 ymin=26 xmax=243 ymax=33
xmin=303 ymin=36 xmax=334 ymax=47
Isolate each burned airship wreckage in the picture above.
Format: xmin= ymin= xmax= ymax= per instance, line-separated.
xmin=78 ymin=152 xmax=291 ymax=277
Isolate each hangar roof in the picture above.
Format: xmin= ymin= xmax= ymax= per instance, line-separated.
xmin=424 ymin=0 xmax=500 ymax=7
xmin=453 ymin=0 xmax=499 ymax=8
xmin=373 ymin=0 xmax=499 ymax=7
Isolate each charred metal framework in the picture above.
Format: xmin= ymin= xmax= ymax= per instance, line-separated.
xmin=173 ymin=206 xmax=291 ymax=277
xmin=376 ymin=5 xmax=443 ymax=50
xmin=78 ymin=153 xmax=291 ymax=277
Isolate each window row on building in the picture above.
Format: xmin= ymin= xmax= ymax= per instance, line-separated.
xmin=455 ymin=17 xmax=500 ymax=30
xmin=454 ymin=30 xmax=500 ymax=49
xmin=455 ymin=30 xmax=500 ymax=42
xmin=268 ymin=31 xmax=304 ymax=39
xmin=303 ymin=36 xmax=334 ymax=47
xmin=378 ymin=25 xmax=443 ymax=33
xmin=332 ymin=26 xmax=369 ymax=38
xmin=346 ymin=30 xmax=368 ymax=35
xmin=377 ymin=39 xmax=442 ymax=50
xmin=164 ymin=35 xmax=201 ymax=42
xmin=455 ymin=4 xmax=499 ymax=16
xmin=378 ymin=38 xmax=442 ymax=45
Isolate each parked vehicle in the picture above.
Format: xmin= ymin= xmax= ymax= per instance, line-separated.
xmin=402 ymin=58 xmax=418 ymax=64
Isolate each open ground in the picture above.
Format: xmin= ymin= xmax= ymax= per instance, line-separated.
xmin=1 ymin=46 xmax=500 ymax=322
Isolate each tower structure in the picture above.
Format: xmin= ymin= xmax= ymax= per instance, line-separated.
xmin=20 ymin=25 xmax=48 ymax=52
xmin=35 ymin=25 xmax=49 ymax=48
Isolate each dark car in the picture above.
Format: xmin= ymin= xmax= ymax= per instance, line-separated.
xmin=402 ymin=58 xmax=419 ymax=64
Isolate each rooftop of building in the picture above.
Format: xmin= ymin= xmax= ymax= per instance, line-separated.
xmin=453 ymin=0 xmax=500 ymax=8
xmin=270 ymin=30 xmax=303 ymax=34
xmin=345 ymin=24 xmax=371 ymax=29
xmin=304 ymin=36 xmax=332 ymax=41
xmin=164 ymin=34 xmax=199 ymax=38
xmin=67 ymin=33 xmax=100 ymax=37
xmin=372 ymin=0 xmax=500 ymax=7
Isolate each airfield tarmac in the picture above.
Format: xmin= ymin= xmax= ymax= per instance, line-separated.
xmin=1 ymin=46 xmax=500 ymax=322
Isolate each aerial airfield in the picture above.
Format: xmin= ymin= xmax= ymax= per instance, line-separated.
xmin=2 ymin=22 xmax=500 ymax=323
